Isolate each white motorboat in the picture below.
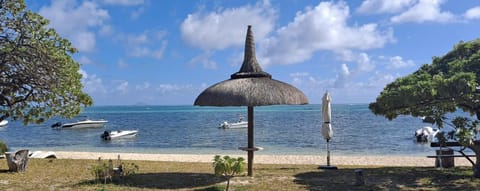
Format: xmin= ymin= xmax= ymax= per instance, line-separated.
xmin=0 ymin=120 xmax=8 ymax=127
xmin=52 ymin=119 xmax=108 ymax=129
xmin=101 ymin=130 xmax=138 ymax=140
xmin=415 ymin=126 xmax=438 ymax=143
xmin=219 ymin=118 xmax=248 ymax=129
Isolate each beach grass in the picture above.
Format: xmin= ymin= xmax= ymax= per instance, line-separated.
xmin=0 ymin=158 xmax=479 ymax=190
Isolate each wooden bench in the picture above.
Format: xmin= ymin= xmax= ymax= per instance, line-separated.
xmin=429 ymin=142 xmax=476 ymax=168
xmin=426 ymin=155 xmax=476 ymax=158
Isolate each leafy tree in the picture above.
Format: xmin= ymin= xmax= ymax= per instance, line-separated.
xmin=0 ymin=0 xmax=92 ymax=125
xmin=369 ymin=38 xmax=480 ymax=178
xmin=213 ymin=155 xmax=246 ymax=191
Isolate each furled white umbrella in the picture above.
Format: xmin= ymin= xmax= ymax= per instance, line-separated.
xmin=321 ymin=92 xmax=333 ymax=140
xmin=319 ymin=91 xmax=337 ymax=169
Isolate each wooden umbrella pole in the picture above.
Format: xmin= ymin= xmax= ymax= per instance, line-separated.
xmin=327 ymin=139 xmax=330 ymax=166
xmin=247 ymin=106 xmax=254 ymax=176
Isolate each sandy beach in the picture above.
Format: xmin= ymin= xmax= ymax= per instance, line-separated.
xmin=54 ymin=151 xmax=473 ymax=167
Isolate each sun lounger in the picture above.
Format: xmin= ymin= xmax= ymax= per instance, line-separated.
xmin=29 ymin=151 xmax=57 ymax=159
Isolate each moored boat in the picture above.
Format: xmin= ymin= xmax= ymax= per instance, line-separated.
xmin=101 ymin=130 xmax=138 ymax=140
xmin=52 ymin=119 xmax=108 ymax=129
xmin=0 ymin=120 xmax=8 ymax=127
xmin=414 ymin=126 xmax=438 ymax=143
xmin=219 ymin=118 xmax=248 ymax=129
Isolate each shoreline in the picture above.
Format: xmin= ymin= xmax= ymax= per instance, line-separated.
xmin=54 ymin=151 xmax=473 ymax=167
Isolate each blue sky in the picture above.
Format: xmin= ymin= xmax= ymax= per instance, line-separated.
xmin=25 ymin=0 xmax=480 ymax=105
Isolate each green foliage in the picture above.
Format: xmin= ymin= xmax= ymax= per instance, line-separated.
xmin=119 ymin=162 xmax=139 ymax=177
xmin=0 ymin=0 xmax=92 ymax=125
xmin=90 ymin=158 xmax=112 ymax=184
xmin=90 ymin=156 xmax=139 ymax=184
xmin=213 ymin=155 xmax=246 ymax=191
xmin=0 ymin=140 xmax=8 ymax=155
xmin=213 ymin=155 xmax=246 ymax=177
xmin=369 ymin=39 xmax=480 ymax=147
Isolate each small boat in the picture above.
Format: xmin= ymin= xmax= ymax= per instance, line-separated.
xmin=415 ymin=126 xmax=438 ymax=143
xmin=101 ymin=130 xmax=138 ymax=140
xmin=52 ymin=119 xmax=108 ymax=129
xmin=219 ymin=118 xmax=248 ymax=129
xmin=0 ymin=120 xmax=8 ymax=127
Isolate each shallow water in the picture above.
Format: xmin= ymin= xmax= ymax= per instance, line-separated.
xmin=0 ymin=104 xmax=440 ymax=156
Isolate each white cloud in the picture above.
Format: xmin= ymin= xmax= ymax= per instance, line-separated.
xmin=290 ymin=72 xmax=310 ymax=84
xmin=127 ymin=33 xmax=148 ymax=45
xmin=357 ymin=0 xmax=415 ymax=14
xmin=357 ymin=53 xmax=375 ymax=72
xmin=259 ymin=1 xmax=394 ymax=66
xmin=121 ymin=30 xmax=168 ymax=60
xmin=79 ymin=69 xmax=107 ymax=94
xmin=465 ymin=7 xmax=480 ymax=20
xmin=117 ymin=59 xmax=128 ymax=69
xmin=131 ymin=7 xmax=145 ymax=19
xmin=388 ymin=56 xmax=415 ymax=69
xmin=180 ymin=1 xmax=276 ymax=50
xmin=390 ymin=0 xmax=455 ymax=23
xmin=115 ymin=81 xmax=129 ymax=94
xmin=368 ymin=72 xmax=396 ymax=88
xmin=336 ymin=52 xmax=375 ymax=72
xmin=135 ymin=82 xmax=151 ymax=90
xmin=156 ymin=84 xmax=194 ymax=94
xmin=152 ymin=41 xmax=168 ymax=60
xmin=39 ymin=1 xmax=109 ymax=52
xmin=334 ymin=63 xmax=351 ymax=88
xmin=102 ymin=0 xmax=145 ymax=6
xmin=78 ymin=56 xmax=93 ymax=65
xmin=188 ymin=51 xmax=217 ymax=69
xmin=99 ymin=25 xmax=113 ymax=36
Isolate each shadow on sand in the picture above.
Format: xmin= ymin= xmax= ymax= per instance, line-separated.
xmin=80 ymin=172 xmax=225 ymax=190
xmin=294 ymin=167 xmax=478 ymax=191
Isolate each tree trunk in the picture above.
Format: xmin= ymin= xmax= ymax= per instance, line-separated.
xmin=469 ymin=143 xmax=480 ymax=178
xmin=226 ymin=177 xmax=231 ymax=191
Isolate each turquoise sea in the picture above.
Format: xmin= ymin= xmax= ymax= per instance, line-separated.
xmin=0 ymin=104 xmax=438 ymax=156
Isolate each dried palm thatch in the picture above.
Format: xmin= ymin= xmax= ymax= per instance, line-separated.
xmin=194 ymin=78 xmax=307 ymax=106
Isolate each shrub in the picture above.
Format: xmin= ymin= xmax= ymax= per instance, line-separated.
xmin=213 ymin=155 xmax=246 ymax=191
xmin=90 ymin=156 xmax=139 ymax=184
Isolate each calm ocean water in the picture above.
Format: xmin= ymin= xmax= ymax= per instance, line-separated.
xmin=0 ymin=104 xmax=438 ymax=156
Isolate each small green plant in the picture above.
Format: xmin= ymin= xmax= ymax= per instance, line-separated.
xmin=90 ymin=156 xmax=139 ymax=184
xmin=90 ymin=157 xmax=113 ymax=184
xmin=119 ymin=162 xmax=139 ymax=176
xmin=213 ymin=155 xmax=246 ymax=191
xmin=0 ymin=140 xmax=8 ymax=155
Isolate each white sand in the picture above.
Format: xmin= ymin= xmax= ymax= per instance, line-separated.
xmin=54 ymin=151 xmax=473 ymax=167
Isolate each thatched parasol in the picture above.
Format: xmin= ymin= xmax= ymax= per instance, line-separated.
xmin=195 ymin=25 xmax=308 ymax=176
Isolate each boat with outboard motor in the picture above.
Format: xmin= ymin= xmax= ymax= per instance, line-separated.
xmin=51 ymin=119 xmax=108 ymax=129
xmin=414 ymin=126 xmax=438 ymax=143
xmin=101 ymin=130 xmax=138 ymax=140
xmin=219 ymin=117 xmax=248 ymax=129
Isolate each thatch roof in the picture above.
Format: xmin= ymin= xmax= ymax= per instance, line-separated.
xmin=194 ymin=25 xmax=308 ymax=106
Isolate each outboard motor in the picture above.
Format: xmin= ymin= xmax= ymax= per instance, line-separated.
xmin=51 ymin=122 xmax=62 ymax=128
xmin=101 ymin=131 xmax=111 ymax=140
xmin=414 ymin=126 xmax=438 ymax=143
